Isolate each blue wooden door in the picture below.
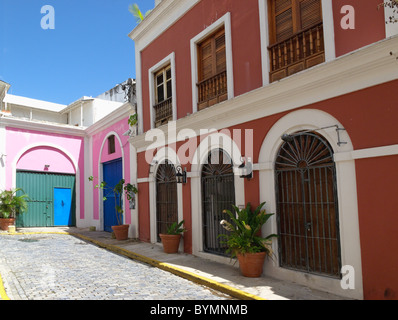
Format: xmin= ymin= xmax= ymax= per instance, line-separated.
xmin=103 ymin=158 xmax=123 ymax=232
xmin=54 ymin=188 xmax=72 ymax=226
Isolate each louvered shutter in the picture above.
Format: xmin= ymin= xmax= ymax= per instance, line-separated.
xmin=274 ymin=0 xmax=293 ymax=43
xmin=300 ymin=0 xmax=322 ymax=30
xmin=198 ymin=28 xmax=226 ymax=81
xmin=270 ymin=0 xmax=322 ymax=44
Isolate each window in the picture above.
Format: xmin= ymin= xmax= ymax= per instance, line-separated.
xmin=108 ymin=135 xmax=115 ymax=154
xmin=268 ymin=0 xmax=324 ymax=82
xmin=154 ymin=65 xmax=173 ymax=128
xmin=197 ymin=27 xmax=227 ymax=111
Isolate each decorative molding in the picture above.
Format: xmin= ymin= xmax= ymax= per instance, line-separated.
xmin=130 ymin=36 xmax=398 ymax=152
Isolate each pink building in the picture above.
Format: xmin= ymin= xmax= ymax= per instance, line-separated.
xmin=0 ymin=80 xmax=137 ymax=235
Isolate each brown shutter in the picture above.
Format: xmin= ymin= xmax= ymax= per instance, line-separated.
xmin=300 ymin=0 xmax=322 ymax=30
xmin=198 ymin=27 xmax=226 ymax=81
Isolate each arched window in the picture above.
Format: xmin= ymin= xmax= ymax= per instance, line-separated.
xmin=201 ymin=149 xmax=235 ymax=256
xmin=275 ymin=132 xmax=341 ymax=277
xmin=156 ymin=160 xmax=178 ymax=242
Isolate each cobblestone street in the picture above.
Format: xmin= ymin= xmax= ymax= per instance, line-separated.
xmin=0 ymin=233 xmax=231 ymax=300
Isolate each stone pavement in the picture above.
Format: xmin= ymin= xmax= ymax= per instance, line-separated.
xmin=0 ymin=227 xmax=350 ymax=300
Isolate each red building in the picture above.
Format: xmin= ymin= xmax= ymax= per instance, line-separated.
xmin=128 ymin=0 xmax=398 ymax=300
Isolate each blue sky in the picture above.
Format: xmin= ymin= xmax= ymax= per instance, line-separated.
xmin=0 ymin=0 xmax=154 ymax=105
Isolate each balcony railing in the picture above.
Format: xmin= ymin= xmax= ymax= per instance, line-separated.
xmin=154 ymin=97 xmax=173 ymax=128
xmin=197 ymin=71 xmax=227 ymax=111
xmin=268 ymin=22 xmax=325 ymax=82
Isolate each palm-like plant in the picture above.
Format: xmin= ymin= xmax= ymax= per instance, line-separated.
xmin=129 ymin=3 xmax=152 ymax=24
xmin=0 ymin=188 xmax=29 ymax=219
xmin=220 ymin=202 xmax=277 ymax=259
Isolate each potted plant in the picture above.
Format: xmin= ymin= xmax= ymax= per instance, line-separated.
xmin=220 ymin=202 xmax=277 ymax=277
xmin=159 ymin=220 xmax=187 ymax=254
xmin=0 ymin=188 xmax=29 ymax=231
xmin=89 ymin=176 xmax=138 ymax=240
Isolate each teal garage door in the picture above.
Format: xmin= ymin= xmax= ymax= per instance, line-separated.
xmin=16 ymin=171 xmax=76 ymax=227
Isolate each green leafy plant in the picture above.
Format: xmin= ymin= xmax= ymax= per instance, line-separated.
xmin=219 ymin=202 xmax=277 ymax=259
xmin=129 ymin=3 xmax=152 ymax=24
xmin=128 ymin=113 xmax=138 ymax=127
xmin=0 ymin=188 xmax=29 ymax=219
xmin=166 ymin=220 xmax=187 ymax=235
xmin=89 ymin=176 xmax=138 ymax=226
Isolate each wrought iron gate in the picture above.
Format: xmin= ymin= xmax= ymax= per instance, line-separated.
xmin=201 ymin=149 xmax=235 ymax=256
xmin=275 ymin=133 xmax=341 ymax=278
xmin=156 ymin=160 xmax=178 ymax=242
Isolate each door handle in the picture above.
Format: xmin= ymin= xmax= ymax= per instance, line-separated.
xmin=61 ymin=200 xmax=65 ymax=207
xmin=306 ymin=222 xmax=312 ymax=232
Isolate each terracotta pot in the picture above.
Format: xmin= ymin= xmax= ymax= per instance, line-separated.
xmin=237 ymin=252 xmax=267 ymax=277
xmin=0 ymin=218 xmax=16 ymax=231
xmin=111 ymin=224 xmax=129 ymax=240
xmin=159 ymin=234 xmax=181 ymax=253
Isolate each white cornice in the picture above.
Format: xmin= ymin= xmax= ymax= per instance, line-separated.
xmin=0 ymin=115 xmax=86 ymax=137
xmin=130 ymin=36 xmax=398 ymax=151
xmin=85 ymin=102 xmax=133 ymax=135
xmin=128 ymin=0 xmax=200 ymax=50
xmin=1 ymin=102 xmax=134 ymax=138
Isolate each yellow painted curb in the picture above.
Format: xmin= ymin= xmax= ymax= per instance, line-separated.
xmin=0 ymin=231 xmax=265 ymax=301
xmin=0 ymin=272 xmax=10 ymax=300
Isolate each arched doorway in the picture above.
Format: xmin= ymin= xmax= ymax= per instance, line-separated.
xmin=275 ymin=132 xmax=341 ymax=278
xmin=156 ymin=160 xmax=178 ymax=242
xmin=201 ymin=149 xmax=235 ymax=256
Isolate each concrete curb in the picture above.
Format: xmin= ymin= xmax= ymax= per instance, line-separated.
xmin=0 ymin=231 xmax=265 ymax=301
xmin=0 ymin=272 xmax=10 ymax=300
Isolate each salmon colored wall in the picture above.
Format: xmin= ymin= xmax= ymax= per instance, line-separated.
xmin=140 ymin=0 xmax=262 ymax=133
xmin=138 ymin=182 xmax=151 ymax=242
xmin=355 ymin=155 xmax=398 ymax=300
xmin=136 ymin=80 xmax=398 ymax=295
xmin=333 ymin=0 xmax=385 ymax=57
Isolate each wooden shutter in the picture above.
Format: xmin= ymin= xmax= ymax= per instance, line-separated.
xmin=198 ymin=27 xmax=226 ymax=81
xmin=270 ymin=0 xmax=322 ymax=44
xmin=300 ymin=0 xmax=322 ymax=30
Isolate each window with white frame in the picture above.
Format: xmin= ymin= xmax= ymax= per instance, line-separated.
xmin=154 ymin=65 xmax=173 ymax=128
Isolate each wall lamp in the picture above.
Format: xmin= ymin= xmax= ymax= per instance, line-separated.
xmin=239 ymin=157 xmax=253 ymax=180
xmin=281 ymin=125 xmax=347 ymax=146
xmin=176 ymin=165 xmax=187 ymax=184
xmin=148 ymin=159 xmax=158 ymax=175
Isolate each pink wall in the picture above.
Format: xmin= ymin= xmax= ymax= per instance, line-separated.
xmin=91 ymin=117 xmax=132 ymax=224
xmin=17 ymin=146 xmax=75 ymax=174
xmin=5 ymin=127 xmax=85 ymax=219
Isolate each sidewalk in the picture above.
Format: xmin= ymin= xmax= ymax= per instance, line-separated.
xmin=1 ymin=227 xmax=349 ymax=300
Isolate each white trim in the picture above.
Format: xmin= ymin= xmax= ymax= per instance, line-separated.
xmin=322 ymin=0 xmax=336 ymax=62
xmin=148 ymin=147 xmax=184 ymax=247
xmin=258 ymin=0 xmax=270 ymax=86
xmin=352 ymin=144 xmax=398 ymax=160
xmin=190 ymin=132 xmax=244 ymax=263
xmin=190 ymin=12 xmax=234 ymax=114
xmin=258 ymin=0 xmax=336 ymax=85
xmin=384 ymin=0 xmax=398 ymax=38
xmin=97 ymin=131 xmax=125 ymax=231
xmin=148 ymin=52 xmax=177 ymax=129
xmin=130 ymin=36 xmax=398 ymax=152
xmin=258 ymin=109 xmax=363 ymax=300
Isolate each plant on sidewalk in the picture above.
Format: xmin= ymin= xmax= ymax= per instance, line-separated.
xmin=0 ymin=188 xmax=29 ymax=219
xmin=88 ymin=176 xmax=137 ymax=226
xmin=219 ymin=202 xmax=277 ymax=259
xmin=165 ymin=220 xmax=187 ymax=235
